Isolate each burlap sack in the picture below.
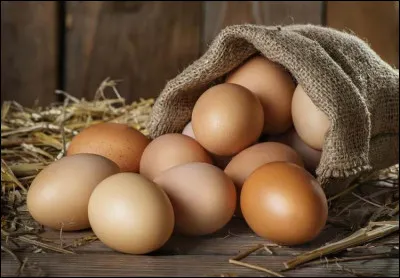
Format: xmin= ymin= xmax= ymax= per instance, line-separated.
xmin=147 ymin=24 xmax=399 ymax=195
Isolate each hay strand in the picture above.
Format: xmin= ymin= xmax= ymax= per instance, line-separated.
xmin=283 ymin=221 xmax=399 ymax=270
xmin=1 ymin=79 xmax=398 ymax=277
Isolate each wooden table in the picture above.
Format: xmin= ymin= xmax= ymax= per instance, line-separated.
xmin=1 ymin=218 xmax=398 ymax=277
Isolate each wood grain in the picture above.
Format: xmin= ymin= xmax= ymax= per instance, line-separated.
xmin=2 ymin=218 xmax=397 ymax=256
xmin=1 ymin=219 xmax=398 ymax=276
xmin=5 ymin=218 xmax=350 ymax=255
xmin=0 ymin=1 xmax=59 ymax=107
xmin=2 ymin=253 xmax=398 ymax=277
xmin=64 ymin=1 xmax=202 ymax=102
xmin=203 ymin=1 xmax=323 ymax=50
xmin=326 ymin=1 xmax=399 ymax=68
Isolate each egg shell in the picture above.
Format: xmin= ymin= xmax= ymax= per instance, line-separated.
xmin=67 ymin=122 xmax=150 ymax=173
xmin=241 ymin=162 xmax=328 ymax=246
xmin=140 ymin=133 xmax=212 ymax=180
xmin=153 ymin=162 xmax=236 ymax=236
xmin=226 ymin=55 xmax=295 ymax=134
xmin=182 ymin=121 xmax=232 ymax=169
xmin=182 ymin=122 xmax=196 ymax=138
xmin=192 ymin=83 xmax=264 ymax=156
xmin=291 ymin=85 xmax=330 ymax=150
xmin=224 ymin=142 xmax=304 ymax=216
xmin=27 ymin=154 xmax=120 ymax=231
xmin=88 ymin=173 xmax=175 ymax=255
xmin=268 ymin=128 xmax=322 ymax=173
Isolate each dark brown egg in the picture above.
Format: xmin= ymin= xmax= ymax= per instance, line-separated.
xmin=67 ymin=122 xmax=150 ymax=173
xmin=224 ymin=142 xmax=303 ymax=216
xmin=241 ymin=162 xmax=328 ymax=246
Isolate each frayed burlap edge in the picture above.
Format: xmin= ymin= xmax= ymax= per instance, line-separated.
xmin=147 ymin=24 xmax=399 ymax=192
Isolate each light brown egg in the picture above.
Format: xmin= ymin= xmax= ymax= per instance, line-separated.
xmin=88 ymin=173 xmax=174 ymax=254
xmin=27 ymin=154 xmax=120 ymax=231
xmin=182 ymin=121 xmax=232 ymax=169
xmin=241 ymin=162 xmax=328 ymax=246
xmin=224 ymin=142 xmax=303 ymax=216
xmin=268 ymin=128 xmax=322 ymax=173
xmin=153 ymin=162 xmax=236 ymax=236
xmin=140 ymin=133 xmax=212 ymax=180
xmin=67 ymin=122 xmax=150 ymax=173
xmin=192 ymin=83 xmax=264 ymax=156
xmin=291 ymin=85 xmax=330 ymax=150
xmin=226 ymin=55 xmax=295 ymax=134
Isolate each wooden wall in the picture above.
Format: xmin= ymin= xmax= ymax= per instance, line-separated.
xmin=1 ymin=1 xmax=59 ymax=106
xmin=1 ymin=1 xmax=399 ymax=107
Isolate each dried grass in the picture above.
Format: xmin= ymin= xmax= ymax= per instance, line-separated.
xmin=1 ymin=78 xmax=398 ymax=277
xmin=1 ymin=78 xmax=153 ymax=274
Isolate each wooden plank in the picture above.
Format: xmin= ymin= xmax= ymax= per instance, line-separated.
xmin=259 ymin=1 xmax=323 ymax=26
xmin=2 ymin=218 xmax=397 ymax=256
xmin=71 ymin=227 xmax=335 ymax=255
xmin=1 ymin=253 xmax=398 ymax=277
xmin=326 ymin=1 xmax=399 ymax=68
xmin=203 ymin=1 xmax=323 ymax=50
xmin=64 ymin=1 xmax=202 ymax=102
xmin=0 ymin=1 xmax=59 ymax=107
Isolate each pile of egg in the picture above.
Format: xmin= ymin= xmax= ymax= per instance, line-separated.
xmin=27 ymin=55 xmax=329 ymax=255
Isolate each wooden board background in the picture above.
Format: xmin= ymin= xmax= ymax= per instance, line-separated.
xmin=326 ymin=1 xmax=399 ymax=68
xmin=1 ymin=1 xmax=59 ymax=107
xmin=2 ymin=218 xmax=399 ymax=277
xmin=1 ymin=1 xmax=399 ymax=106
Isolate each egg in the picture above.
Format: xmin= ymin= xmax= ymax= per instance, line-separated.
xmin=192 ymin=83 xmax=264 ymax=156
xmin=27 ymin=154 xmax=120 ymax=231
xmin=268 ymin=128 xmax=322 ymax=173
xmin=291 ymin=85 xmax=330 ymax=150
xmin=182 ymin=121 xmax=196 ymax=138
xmin=241 ymin=162 xmax=328 ymax=245
xmin=224 ymin=142 xmax=304 ymax=216
xmin=140 ymin=133 xmax=212 ymax=180
xmin=153 ymin=162 xmax=236 ymax=236
xmin=88 ymin=173 xmax=174 ymax=254
xmin=67 ymin=122 xmax=150 ymax=172
xmin=226 ymin=55 xmax=295 ymax=134
xmin=182 ymin=121 xmax=232 ymax=169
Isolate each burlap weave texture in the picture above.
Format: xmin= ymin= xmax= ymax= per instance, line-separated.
xmin=147 ymin=24 xmax=399 ymax=193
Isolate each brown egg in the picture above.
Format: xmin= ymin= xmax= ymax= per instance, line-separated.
xmin=88 ymin=173 xmax=174 ymax=254
xmin=27 ymin=154 xmax=120 ymax=231
xmin=153 ymin=162 xmax=236 ymax=236
xmin=291 ymin=85 xmax=330 ymax=150
xmin=192 ymin=83 xmax=264 ymax=156
xmin=268 ymin=128 xmax=322 ymax=173
xmin=226 ymin=55 xmax=295 ymax=134
xmin=67 ymin=122 xmax=150 ymax=173
xmin=140 ymin=133 xmax=212 ymax=180
xmin=224 ymin=142 xmax=304 ymax=216
xmin=182 ymin=121 xmax=232 ymax=169
xmin=241 ymin=162 xmax=328 ymax=246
